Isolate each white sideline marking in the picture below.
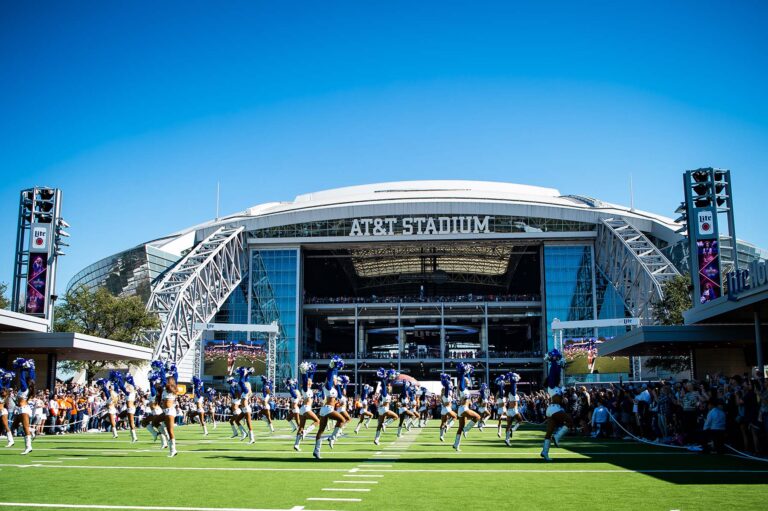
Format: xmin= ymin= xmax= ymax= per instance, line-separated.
xmin=34 ymin=461 xmax=62 ymax=463
xmin=306 ymin=498 xmax=361 ymax=503
xmin=3 ymin=462 xmax=761 ymax=475
xmin=347 ymin=468 xmax=359 ymax=473
xmin=332 ymin=480 xmax=378 ymax=484
xmin=321 ymin=488 xmax=370 ymax=492
xmin=343 ymin=474 xmax=383 ymax=478
xmin=357 ymin=464 xmax=391 ymax=467
xmin=0 ymin=503 xmax=309 ymax=511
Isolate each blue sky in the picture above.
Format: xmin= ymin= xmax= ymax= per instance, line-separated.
xmin=1 ymin=1 xmax=768 ymax=293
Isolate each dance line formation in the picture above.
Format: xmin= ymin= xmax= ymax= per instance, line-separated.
xmin=0 ymin=352 xmax=573 ymax=461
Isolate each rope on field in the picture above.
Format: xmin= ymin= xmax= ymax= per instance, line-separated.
xmin=607 ymin=411 xmax=702 ymax=452
xmin=724 ymin=443 xmax=768 ymax=463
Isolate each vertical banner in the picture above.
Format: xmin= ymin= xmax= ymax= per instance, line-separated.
xmin=696 ymin=239 xmax=721 ymax=303
xmin=26 ymin=252 xmax=48 ymax=315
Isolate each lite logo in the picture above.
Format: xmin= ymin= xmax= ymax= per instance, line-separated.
xmin=697 ymin=211 xmax=714 ymax=236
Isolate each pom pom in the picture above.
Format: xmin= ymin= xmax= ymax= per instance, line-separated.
xmin=299 ymin=361 xmax=311 ymax=374
xmin=330 ymin=355 xmax=345 ymax=370
xmin=545 ymin=349 xmax=563 ymax=362
xmin=386 ymin=369 xmax=398 ymax=381
xmin=508 ymin=372 xmax=521 ymax=382
xmin=12 ymin=358 xmax=26 ymax=369
xmin=340 ymin=375 xmax=349 ymax=385
xmin=376 ymin=368 xmax=387 ymax=379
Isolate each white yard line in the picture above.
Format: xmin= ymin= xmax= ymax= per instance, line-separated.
xmin=321 ymin=488 xmax=370 ymax=493
xmin=343 ymin=474 xmax=383 ymax=478
xmin=306 ymin=498 xmax=361 ymax=503
xmin=331 ymin=481 xmax=378 ymax=484
xmin=0 ymin=503 xmax=311 ymax=511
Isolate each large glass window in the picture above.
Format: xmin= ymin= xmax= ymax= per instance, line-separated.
xmin=250 ymin=249 xmax=299 ymax=384
xmin=544 ymin=245 xmax=594 ymax=349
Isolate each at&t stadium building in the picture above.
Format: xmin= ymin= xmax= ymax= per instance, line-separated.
xmin=66 ymin=181 xmax=766 ymax=386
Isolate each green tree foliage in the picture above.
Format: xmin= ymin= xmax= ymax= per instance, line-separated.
xmin=646 ymin=274 xmax=693 ymax=374
xmin=0 ymin=282 xmax=9 ymax=310
xmin=54 ymin=285 xmax=160 ymax=381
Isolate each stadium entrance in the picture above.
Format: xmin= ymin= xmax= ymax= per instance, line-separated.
xmin=302 ymin=240 xmax=544 ymax=385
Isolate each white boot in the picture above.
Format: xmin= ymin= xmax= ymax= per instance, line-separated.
xmin=505 ymin=427 xmax=512 ymax=447
xmin=374 ymin=429 xmax=381 ymax=446
xmin=497 ymin=423 xmax=502 ymax=438
xmin=452 ymin=433 xmax=461 ymax=452
xmin=354 ymin=422 xmax=362 ymax=434
xmin=294 ymin=434 xmax=302 ymax=451
xmin=397 ymin=425 xmax=403 ymax=438
xmin=313 ymin=439 xmax=322 ymax=459
xmin=21 ymin=435 xmax=32 ymax=455
xmin=203 ymin=424 xmax=209 ymax=436
xmin=439 ymin=426 xmax=446 ymax=442
xmin=239 ymin=425 xmax=247 ymax=441
xmin=511 ymin=421 xmax=521 ymax=432
xmin=462 ymin=420 xmax=476 ymax=438
xmin=248 ymin=430 xmax=255 ymax=445
xmin=364 ymin=417 xmax=371 ymax=429
xmin=111 ymin=425 xmax=118 ymax=439
xmin=230 ymin=423 xmax=239 ymax=437
xmin=5 ymin=431 xmax=14 ymax=447
xmin=289 ymin=420 xmax=297 ymax=432
xmin=540 ymin=439 xmax=551 ymax=461
xmin=553 ymin=425 xmax=568 ymax=447
xmin=130 ymin=429 xmax=137 ymax=443
xmin=168 ymin=438 xmax=177 ymax=457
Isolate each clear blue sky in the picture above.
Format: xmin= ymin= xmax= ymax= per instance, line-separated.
xmin=1 ymin=1 xmax=767 ymax=294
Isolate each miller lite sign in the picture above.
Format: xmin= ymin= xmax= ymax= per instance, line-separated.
xmin=29 ymin=223 xmax=50 ymax=253
xmin=697 ymin=210 xmax=715 ymax=237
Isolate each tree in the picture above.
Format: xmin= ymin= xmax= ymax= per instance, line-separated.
xmin=0 ymin=282 xmax=9 ymax=310
xmin=54 ymin=285 xmax=160 ymax=381
xmin=646 ymin=274 xmax=693 ymax=374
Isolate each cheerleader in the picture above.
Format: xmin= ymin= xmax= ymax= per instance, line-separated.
xmin=140 ymin=366 xmax=168 ymax=449
xmin=110 ymin=371 xmax=138 ymax=442
xmin=493 ymin=374 xmax=507 ymax=438
xmin=373 ymin=368 xmax=399 ymax=446
xmin=453 ymin=362 xmax=481 ymax=451
xmin=331 ymin=375 xmax=351 ymax=441
xmin=540 ymin=349 xmax=573 ymax=462
xmin=313 ymin=356 xmax=347 ymax=459
xmin=191 ymin=376 xmax=209 ymax=436
xmin=285 ymin=378 xmax=301 ymax=433
xmin=418 ymin=386 xmax=429 ymax=427
xmin=206 ymin=387 xmax=217 ymax=429
xmin=161 ymin=361 xmax=179 ymax=457
xmin=97 ymin=377 xmax=119 ymax=438
xmin=239 ymin=368 xmax=258 ymax=443
xmin=10 ymin=358 xmax=35 ymax=454
xmin=1 ymin=369 xmax=15 ymax=447
xmin=227 ymin=375 xmax=246 ymax=440
xmin=504 ymin=372 xmax=525 ymax=446
xmin=256 ymin=375 xmax=275 ymax=433
xmin=353 ymin=384 xmax=374 ymax=434
xmin=396 ymin=382 xmax=418 ymax=437
xmin=294 ymin=361 xmax=319 ymax=451
xmin=476 ymin=383 xmax=491 ymax=431
xmin=438 ymin=373 xmax=457 ymax=442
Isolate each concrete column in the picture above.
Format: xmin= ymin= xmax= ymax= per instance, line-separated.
xmin=397 ymin=304 xmax=402 ymax=371
xmin=47 ymin=352 xmax=57 ymax=393
xmin=440 ymin=304 xmax=446 ymax=373
xmin=755 ymin=309 xmax=764 ymax=377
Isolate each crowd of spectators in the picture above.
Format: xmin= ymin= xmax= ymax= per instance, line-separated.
xmin=4 ymin=373 xmax=766 ymax=457
xmin=306 ymin=293 xmax=540 ymax=305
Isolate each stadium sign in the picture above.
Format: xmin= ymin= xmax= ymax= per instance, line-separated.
xmin=348 ymin=215 xmax=493 ymax=237
xmin=727 ymin=258 xmax=768 ymax=299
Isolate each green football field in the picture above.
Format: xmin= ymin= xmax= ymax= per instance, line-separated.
xmin=0 ymin=420 xmax=765 ymax=511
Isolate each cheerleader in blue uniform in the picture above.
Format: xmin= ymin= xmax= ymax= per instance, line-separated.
xmin=504 ymin=372 xmax=524 ymax=446
xmin=111 ymin=371 xmax=139 ymax=442
xmin=313 ymin=356 xmax=348 ymax=459
xmin=285 ymin=378 xmax=301 ymax=433
xmin=452 ymin=363 xmax=481 ymax=452
xmin=396 ymin=382 xmax=418 ymax=437
xmin=417 ymin=386 xmax=429 ymax=427
xmin=354 ymin=384 xmax=374 ymax=434
xmin=373 ymin=368 xmax=399 ymax=446
xmin=0 ymin=369 xmax=15 ymax=448
xmin=206 ymin=387 xmax=217 ymax=429
xmin=330 ymin=375 xmax=351 ymax=441
xmin=493 ymin=374 xmax=507 ymax=438
xmin=97 ymin=376 xmax=119 ymax=439
xmin=476 ymin=383 xmax=491 ymax=432
xmin=140 ymin=366 xmax=168 ymax=449
xmin=256 ymin=375 xmax=275 ymax=433
xmin=438 ymin=373 xmax=457 ymax=442
xmin=237 ymin=368 xmax=257 ymax=443
xmin=161 ymin=361 xmax=179 ymax=457
xmin=540 ymin=349 xmax=573 ymax=461
xmin=227 ymin=375 xmax=245 ymax=439
xmin=294 ymin=361 xmax=319 ymax=451
xmin=192 ymin=376 xmax=209 ymax=436
xmin=10 ymin=359 xmax=35 ymax=454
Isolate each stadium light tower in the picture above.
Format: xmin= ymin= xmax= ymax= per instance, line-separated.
xmin=11 ymin=187 xmax=68 ymax=327
xmin=680 ymin=168 xmax=736 ymax=306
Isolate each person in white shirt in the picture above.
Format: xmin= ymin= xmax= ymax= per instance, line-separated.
xmin=702 ymin=398 xmax=726 ymax=454
xmin=591 ymin=401 xmax=609 ymax=439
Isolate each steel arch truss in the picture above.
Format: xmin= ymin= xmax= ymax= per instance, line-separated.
xmin=594 ymin=218 xmax=680 ymax=322
xmin=147 ymin=226 xmax=246 ymax=370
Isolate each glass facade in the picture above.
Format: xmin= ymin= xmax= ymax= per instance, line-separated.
xmin=250 ymin=249 xmax=299 ymax=384
xmin=65 ymin=244 xmax=179 ymax=302
xmin=544 ymin=245 xmax=595 ymax=349
xmin=595 ymin=269 xmax=630 ymax=339
xmin=251 ymin=214 xmax=594 ymax=239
